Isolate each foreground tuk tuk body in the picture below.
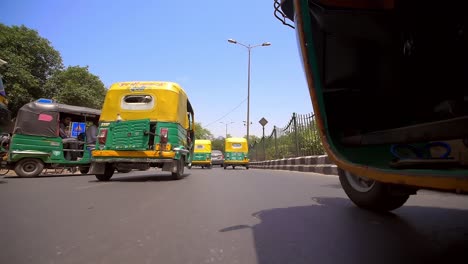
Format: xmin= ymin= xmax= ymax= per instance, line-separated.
xmin=278 ymin=0 xmax=468 ymax=211
xmin=191 ymin=139 xmax=212 ymax=169
xmin=7 ymin=99 xmax=101 ymax=177
xmin=90 ymin=81 xmax=195 ymax=181
xmin=223 ymin=137 xmax=249 ymax=169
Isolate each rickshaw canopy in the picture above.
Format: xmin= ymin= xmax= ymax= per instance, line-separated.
xmin=100 ymin=81 xmax=194 ymax=129
xmin=13 ymin=100 xmax=101 ymax=137
xmin=225 ymin=137 xmax=249 ymax=152
xmin=194 ymin=139 xmax=212 ymax=153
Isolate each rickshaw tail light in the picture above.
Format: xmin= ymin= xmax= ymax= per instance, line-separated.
xmin=98 ymin=129 xmax=108 ymax=144
xmin=160 ymin=128 xmax=168 ymax=144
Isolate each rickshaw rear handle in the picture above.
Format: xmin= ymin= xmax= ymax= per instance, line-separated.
xmin=174 ymin=148 xmax=189 ymax=154
xmin=144 ymin=130 xmax=157 ymax=136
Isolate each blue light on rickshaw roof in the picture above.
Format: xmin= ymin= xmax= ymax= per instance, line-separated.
xmin=37 ymin=98 xmax=54 ymax=103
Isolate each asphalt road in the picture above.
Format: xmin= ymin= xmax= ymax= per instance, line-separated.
xmin=1 ymin=167 xmax=468 ymax=264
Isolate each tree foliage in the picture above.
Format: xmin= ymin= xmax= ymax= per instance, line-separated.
xmin=194 ymin=122 xmax=213 ymax=141
xmin=43 ymin=66 xmax=106 ymax=109
xmin=211 ymin=137 xmax=225 ymax=151
xmin=0 ymin=24 xmax=63 ymax=116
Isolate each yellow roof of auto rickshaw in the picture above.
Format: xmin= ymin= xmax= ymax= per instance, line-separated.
xmin=225 ymin=137 xmax=247 ymax=143
xmin=194 ymin=139 xmax=212 ymax=145
xmin=108 ymin=81 xmax=187 ymax=96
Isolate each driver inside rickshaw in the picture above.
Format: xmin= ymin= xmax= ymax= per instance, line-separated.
xmin=60 ymin=115 xmax=83 ymax=160
xmin=59 ymin=116 xmax=72 ymax=138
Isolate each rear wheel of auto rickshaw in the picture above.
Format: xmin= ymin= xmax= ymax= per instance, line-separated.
xmin=223 ymin=165 xmax=227 ymax=170
xmin=208 ymin=165 xmax=212 ymax=169
xmin=171 ymin=157 xmax=185 ymax=180
xmin=14 ymin=158 xmax=44 ymax=177
xmin=232 ymin=166 xmax=236 ymax=169
xmin=95 ymin=164 xmax=114 ymax=181
xmin=246 ymin=165 xmax=249 ymax=170
xmin=338 ymin=168 xmax=410 ymax=212
xmin=79 ymin=166 xmax=90 ymax=174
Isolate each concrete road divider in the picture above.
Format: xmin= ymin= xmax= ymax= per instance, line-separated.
xmin=249 ymin=155 xmax=338 ymax=175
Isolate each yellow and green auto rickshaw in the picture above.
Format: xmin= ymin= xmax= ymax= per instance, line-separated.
xmin=90 ymin=81 xmax=195 ymax=181
xmin=276 ymin=0 xmax=468 ymax=211
xmin=190 ymin=139 xmax=212 ymax=169
xmin=223 ymin=137 xmax=249 ymax=170
xmin=5 ymin=99 xmax=101 ymax=177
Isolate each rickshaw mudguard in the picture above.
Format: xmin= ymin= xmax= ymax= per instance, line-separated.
xmin=9 ymin=150 xmax=50 ymax=162
xmin=293 ymin=0 xmax=468 ymax=192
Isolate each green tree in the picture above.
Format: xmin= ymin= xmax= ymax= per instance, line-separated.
xmin=43 ymin=66 xmax=107 ymax=109
xmin=211 ymin=136 xmax=225 ymax=151
xmin=0 ymin=24 xmax=63 ymax=116
xmin=194 ymin=122 xmax=213 ymax=140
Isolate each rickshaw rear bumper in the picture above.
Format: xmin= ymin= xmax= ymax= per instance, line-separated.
xmin=224 ymin=160 xmax=249 ymax=165
xmin=92 ymin=158 xmax=174 ymax=163
xmin=191 ymin=160 xmax=211 ymax=165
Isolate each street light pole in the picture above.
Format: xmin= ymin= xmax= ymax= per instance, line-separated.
xmin=228 ymin=39 xmax=271 ymax=143
xmin=220 ymin=121 xmax=234 ymax=138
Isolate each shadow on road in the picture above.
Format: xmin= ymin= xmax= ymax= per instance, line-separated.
xmin=220 ymin=197 xmax=468 ymax=264
xmin=89 ymin=173 xmax=191 ymax=182
xmin=4 ymin=173 xmax=87 ymax=179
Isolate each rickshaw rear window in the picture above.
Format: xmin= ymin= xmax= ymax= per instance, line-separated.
xmin=196 ymin=145 xmax=205 ymax=149
xmin=232 ymin=143 xmax=242 ymax=148
xmin=121 ymin=95 xmax=154 ymax=110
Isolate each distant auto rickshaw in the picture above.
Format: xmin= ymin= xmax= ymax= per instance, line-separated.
xmin=5 ymin=99 xmax=101 ymax=177
xmin=190 ymin=139 xmax=212 ymax=169
xmin=223 ymin=137 xmax=249 ymax=170
xmin=90 ymin=81 xmax=195 ymax=181
xmin=276 ymin=0 xmax=468 ymax=211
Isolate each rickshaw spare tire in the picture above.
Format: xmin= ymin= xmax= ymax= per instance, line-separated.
xmin=14 ymin=158 xmax=44 ymax=177
xmin=95 ymin=163 xmax=114 ymax=181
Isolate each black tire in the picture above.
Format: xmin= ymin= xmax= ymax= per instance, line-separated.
xmin=338 ymin=168 xmax=410 ymax=212
xmin=246 ymin=165 xmax=249 ymax=170
xmin=95 ymin=164 xmax=114 ymax=181
xmin=171 ymin=157 xmax=184 ymax=180
xmin=117 ymin=168 xmax=132 ymax=173
xmin=79 ymin=167 xmax=90 ymax=174
xmin=14 ymin=158 xmax=44 ymax=177
xmin=223 ymin=165 xmax=226 ymax=170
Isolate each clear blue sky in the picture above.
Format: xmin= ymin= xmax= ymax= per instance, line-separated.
xmin=2 ymin=0 xmax=313 ymax=138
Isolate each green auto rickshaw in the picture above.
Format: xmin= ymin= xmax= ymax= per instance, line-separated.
xmin=276 ymin=0 xmax=468 ymax=211
xmin=190 ymin=139 xmax=212 ymax=169
xmin=5 ymin=99 xmax=101 ymax=177
xmin=90 ymin=81 xmax=195 ymax=181
xmin=223 ymin=137 xmax=249 ymax=170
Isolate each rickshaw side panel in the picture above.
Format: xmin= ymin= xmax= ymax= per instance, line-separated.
xmin=9 ymin=134 xmax=62 ymax=162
